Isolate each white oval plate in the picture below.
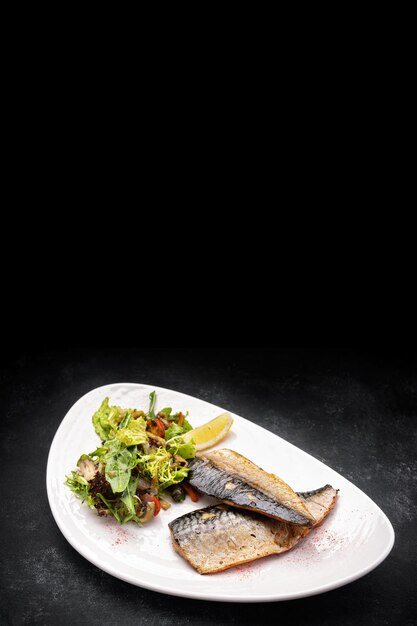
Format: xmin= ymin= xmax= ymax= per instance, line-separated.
xmin=46 ymin=383 xmax=394 ymax=602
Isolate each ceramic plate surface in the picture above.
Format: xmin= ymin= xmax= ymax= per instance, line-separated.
xmin=46 ymin=383 xmax=394 ymax=602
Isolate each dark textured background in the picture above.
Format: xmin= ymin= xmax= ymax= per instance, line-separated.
xmin=1 ymin=348 xmax=416 ymax=626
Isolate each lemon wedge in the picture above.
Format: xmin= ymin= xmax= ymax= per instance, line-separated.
xmin=183 ymin=412 xmax=233 ymax=451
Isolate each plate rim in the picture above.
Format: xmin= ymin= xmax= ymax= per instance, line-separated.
xmin=46 ymin=382 xmax=395 ymax=602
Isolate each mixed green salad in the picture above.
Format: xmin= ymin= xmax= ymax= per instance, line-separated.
xmin=65 ymin=391 xmax=198 ymax=525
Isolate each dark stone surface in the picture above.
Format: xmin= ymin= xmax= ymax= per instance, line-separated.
xmin=1 ymin=348 xmax=416 ymax=626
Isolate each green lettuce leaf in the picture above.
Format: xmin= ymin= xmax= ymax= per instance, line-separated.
xmin=167 ymin=436 xmax=196 ymax=460
xmin=164 ymin=423 xmax=183 ymax=440
xmin=120 ymin=475 xmax=139 ymax=517
xmin=104 ymin=440 xmax=137 ymax=493
xmin=181 ymin=418 xmax=193 ymax=433
xmin=164 ymin=418 xmax=193 ymax=440
xmin=175 ymin=441 xmax=195 ymax=460
xmin=92 ymin=397 xmax=121 ymax=441
xmin=88 ymin=446 xmax=107 ymax=458
xmin=116 ymin=418 xmax=148 ymax=445
xmin=108 ymin=408 xmax=123 ymax=431
xmin=147 ymin=391 xmax=157 ymax=418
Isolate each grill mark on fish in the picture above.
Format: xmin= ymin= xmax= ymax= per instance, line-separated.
xmin=188 ymin=452 xmax=314 ymax=526
xmin=169 ymin=485 xmax=338 ymax=574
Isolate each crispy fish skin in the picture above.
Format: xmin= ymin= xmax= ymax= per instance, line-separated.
xmin=188 ymin=449 xmax=314 ymax=526
xmin=297 ymin=485 xmax=337 ymax=523
xmin=169 ymin=485 xmax=337 ymax=574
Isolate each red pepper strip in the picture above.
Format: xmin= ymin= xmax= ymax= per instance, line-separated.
xmin=178 ymin=412 xmax=184 ymax=427
xmin=183 ymin=482 xmax=199 ymax=502
xmin=147 ymin=419 xmax=165 ymax=438
xmin=155 ymin=418 xmax=165 ymax=437
xmin=142 ymin=494 xmax=161 ymax=516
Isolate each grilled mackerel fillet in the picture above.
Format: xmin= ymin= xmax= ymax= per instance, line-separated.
xmin=169 ymin=484 xmax=337 ymax=574
xmin=188 ymin=449 xmax=315 ymax=526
